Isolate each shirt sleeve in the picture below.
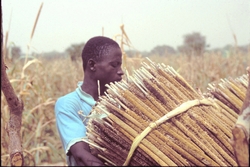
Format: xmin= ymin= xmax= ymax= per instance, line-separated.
xmin=55 ymin=97 xmax=87 ymax=155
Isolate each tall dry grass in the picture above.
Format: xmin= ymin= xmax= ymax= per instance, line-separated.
xmin=1 ymin=10 xmax=249 ymax=165
xmin=149 ymin=51 xmax=249 ymax=92
xmin=1 ymin=50 xmax=249 ymax=166
xmin=1 ymin=56 xmax=83 ymax=166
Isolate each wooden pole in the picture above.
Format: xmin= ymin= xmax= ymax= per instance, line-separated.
xmin=1 ymin=3 xmax=24 ymax=166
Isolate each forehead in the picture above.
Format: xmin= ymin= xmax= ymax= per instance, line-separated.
xmin=103 ymin=46 xmax=122 ymax=60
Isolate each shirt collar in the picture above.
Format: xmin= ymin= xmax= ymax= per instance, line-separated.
xmin=76 ymin=81 xmax=96 ymax=106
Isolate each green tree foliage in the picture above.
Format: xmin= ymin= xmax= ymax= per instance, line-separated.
xmin=65 ymin=42 xmax=85 ymax=62
xmin=178 ymin=32 xmax=206 ymax=56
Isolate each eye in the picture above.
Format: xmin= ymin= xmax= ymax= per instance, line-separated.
xmin=111 ymin=62 xmax=120 ymax=68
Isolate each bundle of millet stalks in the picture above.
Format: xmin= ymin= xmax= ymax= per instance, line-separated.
xmin=205 ymin=74 xmax=248 ymax=115
xmin=86 ymin=58 xmax=248 ymax=166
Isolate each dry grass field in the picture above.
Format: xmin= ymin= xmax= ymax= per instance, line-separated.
xmin=1 ymin=50 xmax=249 ymax=166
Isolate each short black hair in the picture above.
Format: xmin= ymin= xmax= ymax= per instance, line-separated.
xmin=81 ymin=36 xmax=120 ymax=71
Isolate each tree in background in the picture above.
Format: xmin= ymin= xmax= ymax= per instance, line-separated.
xmin=178 ymin=32 xmax=207 ymax=56
xmin=125 ymin=50 xmax=142 ymax=58
xmin=65 ymin=42 xmax=85 ymax=62
xmin=150 ymin=45 xmax=176 ymax=56
xmin=5 ymin=46 xmax=22 ymax=62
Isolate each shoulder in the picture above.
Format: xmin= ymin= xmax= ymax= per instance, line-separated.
xmin=55 ymin=91 xmax=81 ymax=113
xmin=56 ymin=91 xmax=79 ymax=104
xmin=55 ymin=90 xmax=92 ymax=116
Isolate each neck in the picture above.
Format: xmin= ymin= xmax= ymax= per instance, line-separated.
xmin=81 ymin=77 xmax=106 ymax=101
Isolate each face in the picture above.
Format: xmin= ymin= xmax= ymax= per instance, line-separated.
xmin=94 ymin=46 xmax=124 ymax=86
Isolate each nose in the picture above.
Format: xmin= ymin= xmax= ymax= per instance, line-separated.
xmin=117 ymin=67 xmax=124 ymax=76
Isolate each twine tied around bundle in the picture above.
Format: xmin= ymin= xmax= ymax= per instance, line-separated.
xmin=123 ymin=98 xmax=217 ymax=166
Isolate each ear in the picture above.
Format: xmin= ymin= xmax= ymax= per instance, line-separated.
xmin=88 ymin=59 xmax=96 ymax=71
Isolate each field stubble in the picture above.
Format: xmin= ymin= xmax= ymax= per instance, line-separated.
xmin=1 ymin=52 xmax=249 ymax=166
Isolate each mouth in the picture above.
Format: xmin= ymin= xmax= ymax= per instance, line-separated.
xmin=115 ymin=76 xmax=123 ymax=82
xmin=117 ymin=77 xmax=122 ymax=82
xmin=106 ymin=77 xmax=122 ymax=85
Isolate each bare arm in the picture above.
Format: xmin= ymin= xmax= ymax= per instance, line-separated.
xmin=70 ymin=141 xmax=104 ymax=166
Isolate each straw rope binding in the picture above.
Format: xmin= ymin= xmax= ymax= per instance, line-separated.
xmin=123 ymin=99 xmax=217 ymax=165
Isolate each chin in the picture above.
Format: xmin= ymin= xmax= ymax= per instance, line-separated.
xmin=106 ymin=77 xmax=122 ymax=85
xmin=116 ymin=77 xmax=122 ymax=82
xmin=109 ymin=79 xmax=121 ymax=84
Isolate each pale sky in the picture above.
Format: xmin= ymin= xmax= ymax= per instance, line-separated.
xmin=2 ymin=0 xmax=250 ymax=53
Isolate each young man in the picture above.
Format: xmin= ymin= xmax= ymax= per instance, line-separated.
xmin=55 ymin=36 xmax=124 ymax=166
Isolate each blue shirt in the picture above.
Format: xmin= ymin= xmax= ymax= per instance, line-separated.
xmin=55 ymin=82 xmax=96 ymax=166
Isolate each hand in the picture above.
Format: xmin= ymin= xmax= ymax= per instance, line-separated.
xmin=70 ymin=141 xmax=104 ymax=166
xmin=86 ymin=159 xmax=105 ymax=166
